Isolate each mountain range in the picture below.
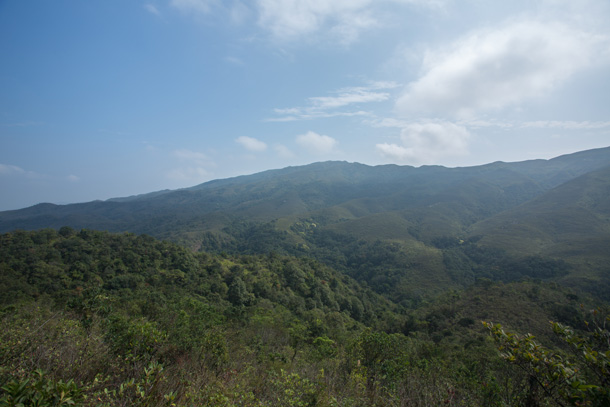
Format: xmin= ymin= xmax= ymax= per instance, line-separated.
xmin=2 ymin=146 xmax=610 ymax=301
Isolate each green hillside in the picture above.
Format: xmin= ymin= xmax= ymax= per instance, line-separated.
xmin=471 ymin=165 xmax=610 ymax=298
xmin=2 ymin=147 xmax=610 ymax=237
xmin=1 ymin=229 xmax=607 ymax=406
xmin=2 ymin=147 xmax=610 ymax=304
xmin=1 ymin=149 xmax=610 ymax=405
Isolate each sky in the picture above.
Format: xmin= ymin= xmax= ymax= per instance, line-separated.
xmin=1 ymin=0 xmax=610 ymax=210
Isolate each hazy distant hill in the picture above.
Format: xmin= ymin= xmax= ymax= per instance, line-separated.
xmin=3 ymin=147 xmax=609 ymax=233
xmin=469 ymin=164 xmax=610 ymax=297
xmin=2 ymin=146 xmax=610 ymax=301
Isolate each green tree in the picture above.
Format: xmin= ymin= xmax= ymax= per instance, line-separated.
xmin=485 ymin=309 xmax=610 ymax=406
xmin=228 ymin=276 xmax=250 ymax=307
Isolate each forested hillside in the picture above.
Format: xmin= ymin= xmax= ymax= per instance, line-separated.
xmin=1 ymin=229 xmax=608 ymax=406
xmin=2 ymin=148 xmax=610 ymax=405
xmin=2 ymin=147 xmax=610 ymax=304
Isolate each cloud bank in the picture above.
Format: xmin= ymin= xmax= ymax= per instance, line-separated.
xmin=396 ymin=20 xmax=607 ymax=118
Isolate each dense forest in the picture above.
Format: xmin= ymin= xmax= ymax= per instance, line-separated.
xmin=1 ymin=229 xmax=608 ymax=406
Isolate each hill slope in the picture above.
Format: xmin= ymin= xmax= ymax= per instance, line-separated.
xmin=470 ymin=164 xmax=610 ymax=297
xmin=1 ymin=229 xmax=606 ymax=406
xmin=1 ymin=147 xmax=610 ymax=301
xmin=2 ymin=147 xmax=610 ymax=237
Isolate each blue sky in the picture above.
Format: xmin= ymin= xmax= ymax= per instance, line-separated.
xmin=1 ymin=0 xmax=610 ymax=210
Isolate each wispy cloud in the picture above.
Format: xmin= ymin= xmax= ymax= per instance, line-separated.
xmin=296 ymin=131 xmax=338 ymax=154
xmin=458 ymin=119 xmax=610 ymax=130
xmin=309 ymin=88 xmax=391 ymax=109
xmin=274 ymin=144 xmax=295 ymax=158
xmin=168 ymin=0 xmax=444 ymax=45
xmin=521 ymin=120 xmax=610 ymax=130
xmin=225 ymin=56 xmax=244 ymax=65
xmin=268 ymin=110 xmax=369 ymax=123
xmin=168 ymin=148 xmax=215 ymax=182
xmin=396 ymin=20 xmax=609 ymax=119
xmin=144 ymin=4 xmax=161 ymax=16
xmin=236 ymin=136 xmax=267 ymax=152
xmin=170 ymin=0 xmax=217 ymax=15
xmin=0 ymin=163 xmax=43 ymax=179
xmin=256 ymin=0 xmax=445 ymax=44
xmin=257 ymin=0 xmax=374 ymax=44
xmin=269 ymin=82 xmax=398 ymax=122
xmin=0 ymin=163 xmax=26 ymax=176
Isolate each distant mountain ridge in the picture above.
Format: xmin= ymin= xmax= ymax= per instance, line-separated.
xmin=2 ymin=146 xmax=610 ymax=300
xmin=3 ymin=147 xmax=609 ymax=228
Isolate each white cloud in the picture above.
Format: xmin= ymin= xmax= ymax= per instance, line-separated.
xmin=270 ymin=82 xmax=397 ymax=121
xmin=144 ymin=4 xmax=161 ymax=15
xmin=367 ymin=117 xmax=410 ymax=128
xmin=396 ymin=20 xmax=608 ymax=118
xmin=0 ymin=163 xmax=43 ymax=179
xmin=296 ymin=131 xmax=338 ymax=154
xmin=309 ymin=88 xmax=390 ymax=109
xmin=268 ymin=110 xmax=369 ymax=123
xmin=236 ymin=136 xmax=267 ymax=152
xmin=375 ymin=143 xmax=413 ymax=161
xmin=170 ymin=0 xmax=216 ymax=14
xmin=67 ymin=175 xmax=80 ymax=182
xmin=169 ymin=0 xmax=442 ymax=44
xmin=0 ymin=163 xmax=26 ymax=176
xmin=256 ymin=0 xmax=443 ymax=44
xmin=376 ymin=121 xmax=471 ymax=164
xmin=257 ymin=0 xmax=371 ymax=43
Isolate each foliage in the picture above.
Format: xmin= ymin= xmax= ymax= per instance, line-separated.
xmin=0 ymin=228 xmax=608 ymax=406
xmin=486 ymin=307 xmax=610 ymax=406
xmin=3 ymin=152 xmax=610 ymax=306
xmin=0 ymin=369 xmax=82 ymax=407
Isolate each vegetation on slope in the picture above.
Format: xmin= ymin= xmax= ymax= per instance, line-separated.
xmin=1 ymin=229 xmax=608 ymax=406
xmin=1 ymin=148 xmax=609 ymax=306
